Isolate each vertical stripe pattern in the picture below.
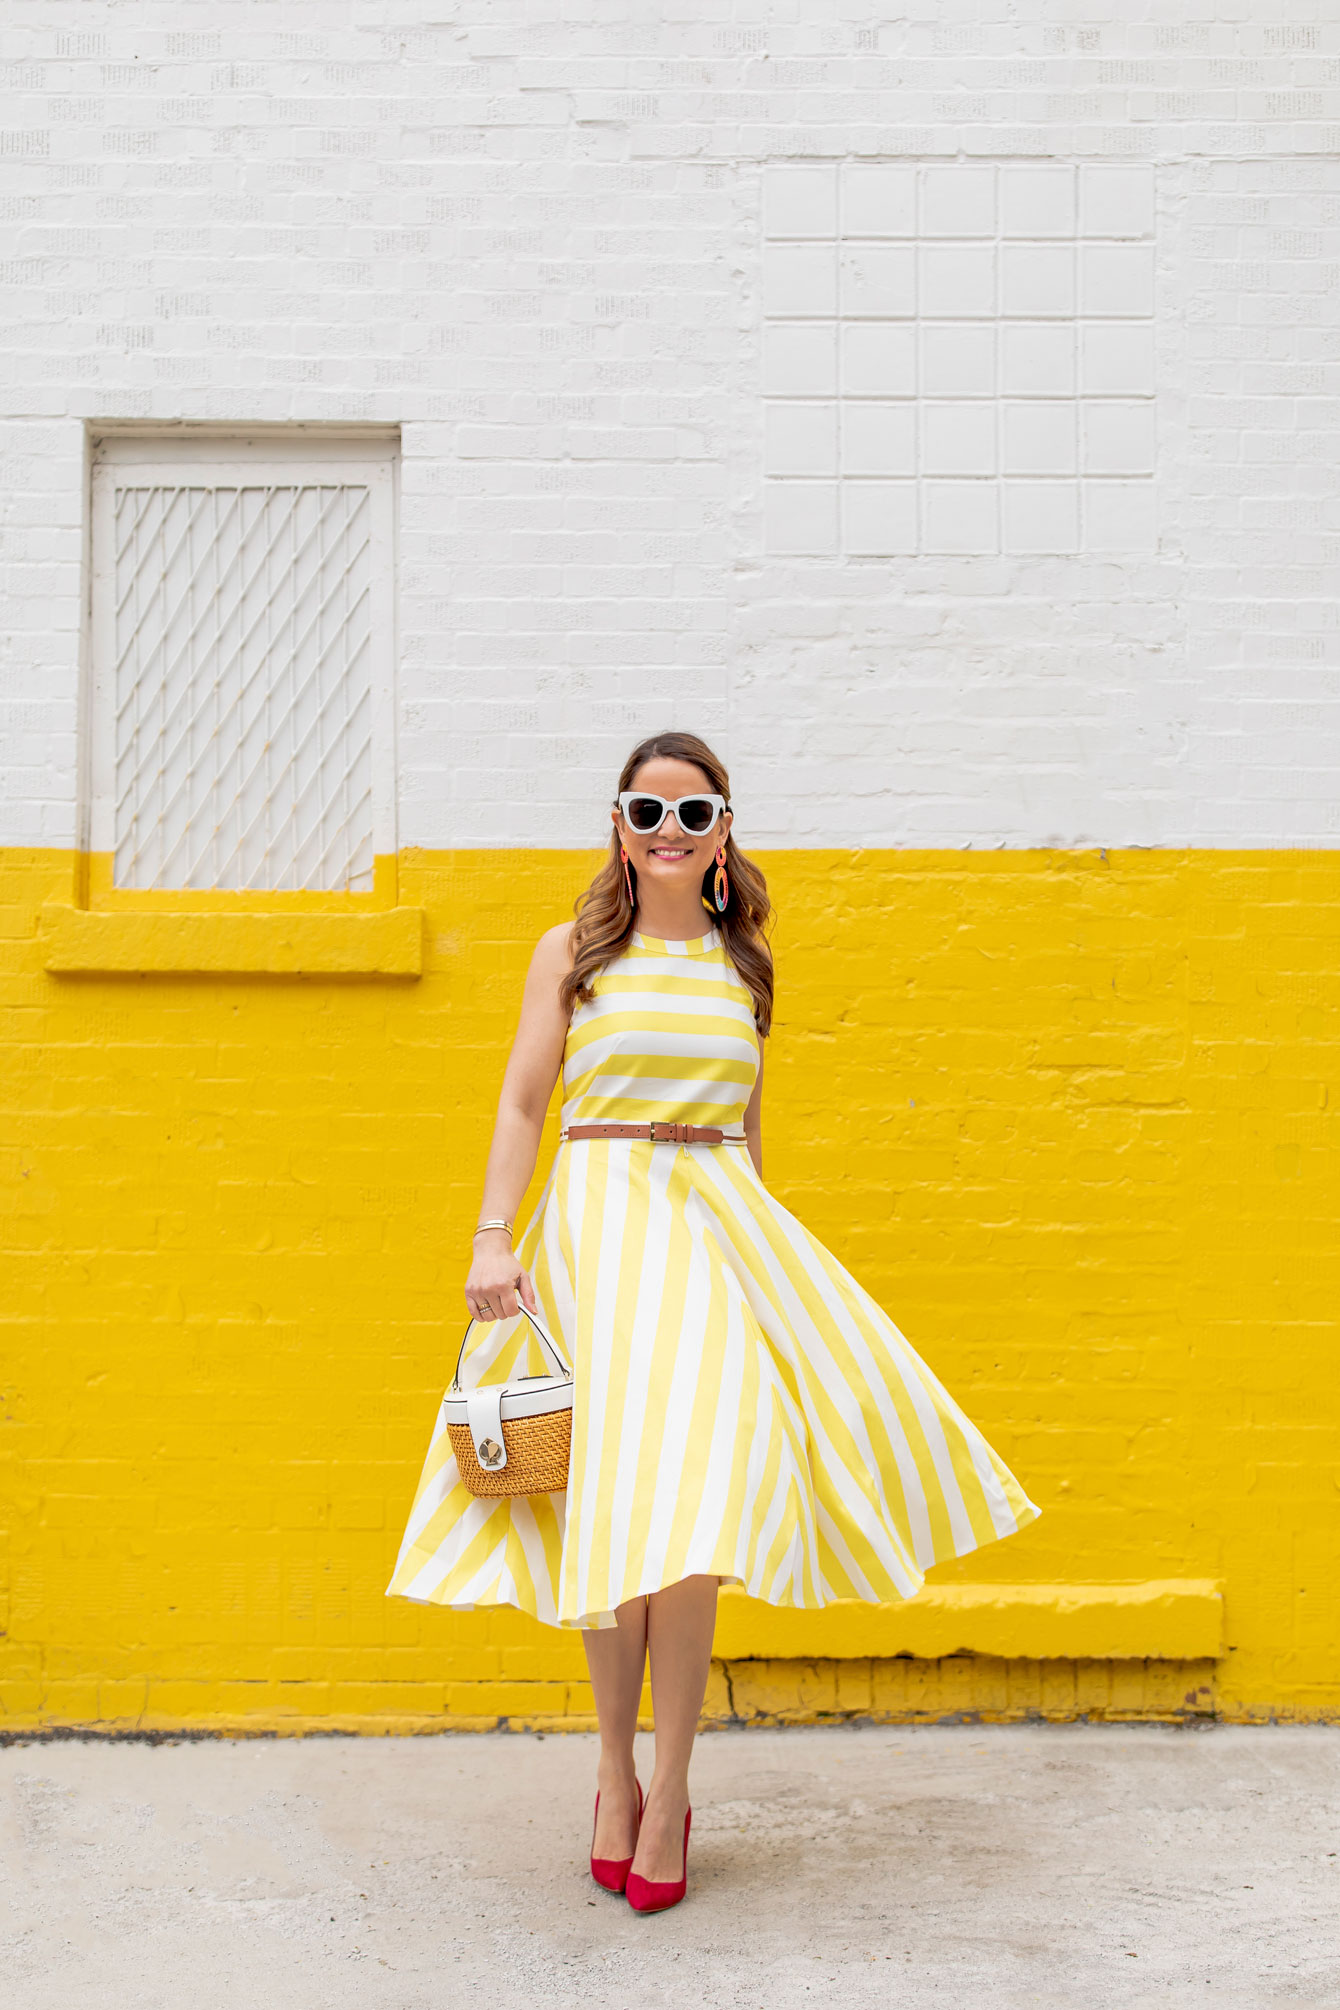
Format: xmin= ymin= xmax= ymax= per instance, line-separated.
xmin=388 ymin=928 xmax=1040 ymax=1629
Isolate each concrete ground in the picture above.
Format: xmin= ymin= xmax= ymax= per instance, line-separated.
xmin=1 ymin=1725 xmax=1337 ymax=2010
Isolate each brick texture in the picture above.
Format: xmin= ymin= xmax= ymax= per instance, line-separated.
xmin=3 ymin=847 xmax=1338 ymax=1728
xmin=0 ymin=8 xmax=1339 ymax=845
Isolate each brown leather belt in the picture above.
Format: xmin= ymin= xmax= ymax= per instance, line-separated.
xmin=562 ymin=1121 xmax=744 ymax=1146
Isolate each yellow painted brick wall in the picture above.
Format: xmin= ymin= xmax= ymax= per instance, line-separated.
xmin=2 ymin=846 xmax=1337 ymax=1729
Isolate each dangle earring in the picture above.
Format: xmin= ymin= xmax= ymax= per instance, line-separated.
xmin=712 ymin=842 xmax=729 ymax=914
xmin=620 ymin=842 xmax=635 ymax=912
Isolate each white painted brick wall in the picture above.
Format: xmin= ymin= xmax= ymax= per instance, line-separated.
xmin=2 ymin=5 xmax=1340 ymax=850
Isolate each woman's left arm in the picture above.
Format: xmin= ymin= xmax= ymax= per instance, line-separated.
xmin=743 ymin=1049 xmax=764 ymax=1179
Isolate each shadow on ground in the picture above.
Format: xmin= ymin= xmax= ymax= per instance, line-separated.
xmin=2 ymin=1723 xmax=1337 ymax=2009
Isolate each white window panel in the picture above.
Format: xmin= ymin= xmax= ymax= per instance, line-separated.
xmin=90 ymin=457 xmax=396 ymax=891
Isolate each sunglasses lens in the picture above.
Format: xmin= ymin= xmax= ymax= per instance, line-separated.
xmin=626 ymin=796 xmax=664 ymax=831
xmin=678 ymin=798 xmax=716 ymax=834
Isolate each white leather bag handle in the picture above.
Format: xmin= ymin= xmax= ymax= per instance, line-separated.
xmin=450 ymin=1304 xmax=573 ymax=1392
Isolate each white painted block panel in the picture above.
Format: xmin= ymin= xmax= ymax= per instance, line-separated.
xmin=1001 ymin=324 xmax=1077 ymax=397
xmin=841 ymin=324 xmax=918 ymax=397
xmin=921 ymin=166 xmax=996 ymax=238
xmin=1000 ymin=166 xmax=1076 ymax=240
xmin=764 ymin=324 xmax=838 ymax=397
xmin=1083 ymin=480 xmax=1157 ymax=551
xmin=765 ymin=161 xmax=1155 ymax=564
xmin=920 ymin=246 xmax=996 ymax=319
xmin=764 ymin=244 xmax=837 ymax=318
xmin=765 ymin=165 xmax=838 ymax=240
xmin=922 ymin=403 xmax=997 ymax=477
xmin=840 ymin=247 xmax=916 ymax=319
xmin=765 ymin=403 xmax=838 ymax=478
xmin=1082 ymin=403 xmax=1157 ymax=477
xmin=765 ymin=481 xmax=838 ymax=557
xmin=843 ymin=482 xmax=918 ymax=556
xmin=922 ymin=481 xmax=999 ymax=555
xmin=921 ymin=326 xmax=997 ymax=398
xmin=842 ymin=405 xmax=917 ymax=478
xmin=1001 ymin=246 xmax=1075 ymax=319
xmin=1003 ymin=481 xmax=1080 ymax=555
xmin=1003 ymin=403 xmax=1077 ymax=476
xmin=842 ymin=164 xmax=918 ymax=239
xmin=1080 ymin=166 xmax=1157 ymax=240
xmin=1080 ymin=325 xmax=1156 ymax=397
xmin=1080 ymin=246 xmax=1156 ymax=319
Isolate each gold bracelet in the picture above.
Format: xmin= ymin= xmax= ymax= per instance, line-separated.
xmin=473 ymin=1219 xmax=514 ymax=1238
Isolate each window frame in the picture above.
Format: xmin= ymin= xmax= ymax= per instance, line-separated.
xmin=86 ymin=435 xmax=399 ymax=903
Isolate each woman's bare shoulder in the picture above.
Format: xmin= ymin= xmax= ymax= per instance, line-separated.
xmin=531 ymin=920 xmax=577 ymax=972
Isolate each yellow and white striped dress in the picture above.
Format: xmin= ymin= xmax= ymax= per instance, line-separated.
xmin=388 ymin=928 xmax=1039 ymax=1629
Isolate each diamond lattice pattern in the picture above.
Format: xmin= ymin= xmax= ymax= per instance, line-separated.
xmin=112 ymin=480 xmax=375 ymax=890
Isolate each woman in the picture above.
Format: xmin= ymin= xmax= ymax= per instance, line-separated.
xmin=388 ymin=730 xmax=1039 ymax=1912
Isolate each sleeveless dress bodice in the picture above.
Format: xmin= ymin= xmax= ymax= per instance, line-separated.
xmin=560 ymin=928 xmax=759 ymax=1133
xmin=389 ymin=927 xmax=1038 ymax=1629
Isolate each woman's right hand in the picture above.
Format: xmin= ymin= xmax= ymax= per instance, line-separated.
xmin=465 ymin=1231 xmax=538 ymax=1324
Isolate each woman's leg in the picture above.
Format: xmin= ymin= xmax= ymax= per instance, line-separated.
xmin=582 ymin=1594 xmax=649 ymax=1860
xmin=631 ymin=1573 xmax=718 ymax=1882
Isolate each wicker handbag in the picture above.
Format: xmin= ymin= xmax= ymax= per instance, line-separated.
xmin=443 ymin=1306 xmax=574 ymax=1499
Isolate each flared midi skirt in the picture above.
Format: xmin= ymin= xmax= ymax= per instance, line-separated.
xmin=387 ymin=927 xmax=1039 ymax=1629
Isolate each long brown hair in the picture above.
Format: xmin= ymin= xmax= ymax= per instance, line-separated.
xmin=560 ymin=731 xmax=774 ymax=1036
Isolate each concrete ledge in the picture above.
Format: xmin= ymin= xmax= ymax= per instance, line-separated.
xmin=714 ymin=1581 xmax=1224 ymax=1662
xmin=40 ymin=904 xmax=424 ymax=976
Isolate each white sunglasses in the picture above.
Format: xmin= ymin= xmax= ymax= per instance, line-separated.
xmin=615 ymin=791 xmax=727 ymax=837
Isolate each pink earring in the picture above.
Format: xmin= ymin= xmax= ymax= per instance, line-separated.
xmin=713 ymin=843 xmax=729 ymax=914
xmin=620 ymin=843 xmax=635 ymax=911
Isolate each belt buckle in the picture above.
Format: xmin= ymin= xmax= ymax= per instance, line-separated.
xmin=649 ymin=1120 xmax=681 ymax=1143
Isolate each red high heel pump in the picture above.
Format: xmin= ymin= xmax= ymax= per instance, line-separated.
xmin=590 ymin=1778 xmax=644 ymax=1894
xmin=626 ymin=1806 xmax=691 ymax=1914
